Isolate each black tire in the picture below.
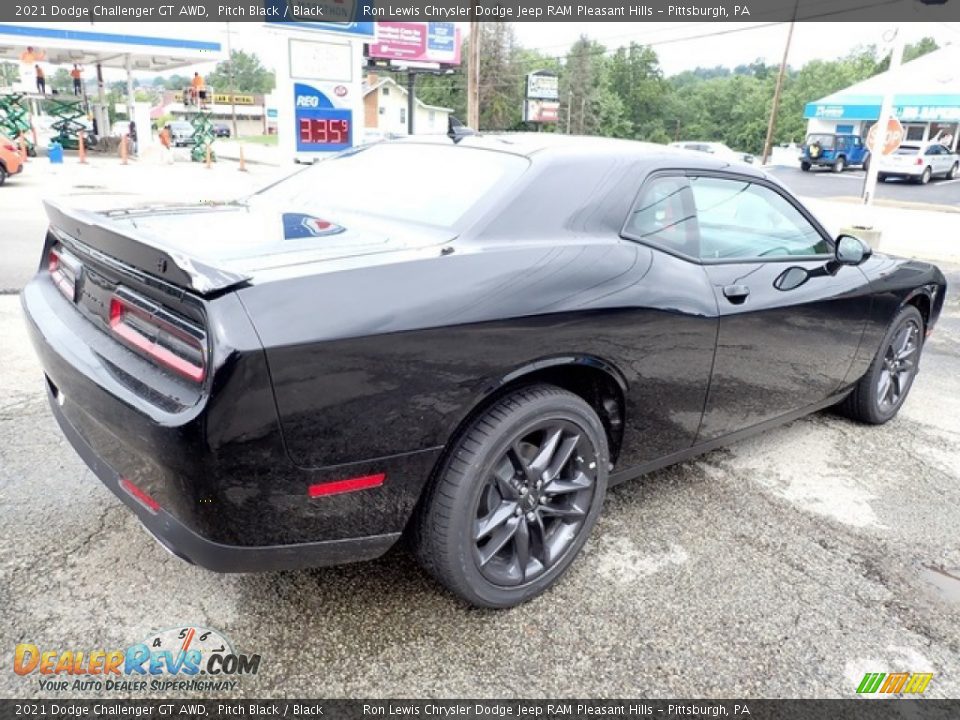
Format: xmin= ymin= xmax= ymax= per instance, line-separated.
xmin=862 ymin=154 xmax=870 ymax=173
xmin=833 ymin=156 xmax=845 ymax=173
xmin=0 ymin=164 xmax=6 ymax=187
xmin=918 ymin=166 xmax=932 ymax=185
xmin=800 ymin=161 xmax=811 ymax=172
xmin=838 ymin=306 xmax=924 ymax=425
xmin=413 ymin=384 xmax=609 ymax=608
xmin=948 ymin=163 xmax=958 ymax=180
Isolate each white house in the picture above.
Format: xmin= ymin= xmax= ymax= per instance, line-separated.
xmin=362 ymin=74 xmax=453 ymax=137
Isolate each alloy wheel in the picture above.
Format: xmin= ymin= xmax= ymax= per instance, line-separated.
xmin=877 ymin=319 xmax=920 ymax=412
xmin=472 ymin=421 xmax=598 ymax=587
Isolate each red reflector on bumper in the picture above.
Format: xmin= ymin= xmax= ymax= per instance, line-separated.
xmin=120 ymin=478 xmax=161 ymax=513
xmin=308 ymin=473 xmax=386 ymax=498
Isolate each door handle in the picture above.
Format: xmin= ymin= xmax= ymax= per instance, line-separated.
xmin=723 ymin=284 xmax=750 ymax=304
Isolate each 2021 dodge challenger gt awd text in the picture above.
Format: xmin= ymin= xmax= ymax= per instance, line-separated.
xmin=23 ymin=135 xmax=946 ymax=608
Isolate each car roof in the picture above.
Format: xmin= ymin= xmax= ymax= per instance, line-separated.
xmin=387 ymin=133 xmax=763 ymax=176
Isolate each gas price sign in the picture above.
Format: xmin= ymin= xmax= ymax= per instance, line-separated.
xmin=294 ymin=83 xmax=352 ymax=152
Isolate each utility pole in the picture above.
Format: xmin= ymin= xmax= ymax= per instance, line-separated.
xmin=467 ymin=20 xmax=480 ymax=129
xmin=761 ymin=8 xmax=797 ymax=166
xmin=862 ymin=25 xmax=906 ymax=205
xmin=566 ymin=91 xmax=573 ymax=135
xmin=407 ymin=71 xmax=416 ymax=135
xmin=226 ymin=22 xmax=239 ymax=141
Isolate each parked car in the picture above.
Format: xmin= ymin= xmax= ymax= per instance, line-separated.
xmin=166 ymin=121 xmax=195 ymax=147
xmin=877 ymin=142 xmax=959 ymax=184
xmin=669 ymin=140 xmax=754 ymax=164
xmin=213 ymin=124 xmax=231 ymax=138
xmin=800 ymin=133 xmax=870 ymax=172
xmin=22 ymin=136 xmax=946 ymax=608
xmin=0 ymin=133 xmax=24 ymax=185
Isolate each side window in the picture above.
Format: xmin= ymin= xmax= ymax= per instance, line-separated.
xmin=689 ymin=176 xmax=830 ymax=259
xmin=623 ymin=175 xmax=699 ymax=257
xmin=926 ymin=145 xmax=940 ymax=156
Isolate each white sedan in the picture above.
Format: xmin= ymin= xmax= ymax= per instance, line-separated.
xmin=668 ymin=141 xmax=754 ymax=165
xmin=877 ymin=143 xmax=959 ymax=184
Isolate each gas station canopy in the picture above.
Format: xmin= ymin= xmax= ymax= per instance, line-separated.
xmin=0 ymin=22 xmax=223 ymax=71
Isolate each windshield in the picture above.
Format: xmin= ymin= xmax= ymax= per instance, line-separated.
xmin=806 ymin=135 xmax=835 ymax=148
xmin=252 ymin=143 xmax=530 ymax=229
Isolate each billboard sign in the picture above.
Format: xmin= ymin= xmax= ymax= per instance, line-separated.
xmin=368 ymin=22 xmax=462 ymax=66
xmin=526 ymin=72 xmax=559 ymax=101
xmin=524 ymin=100 xmax=560 ymax=124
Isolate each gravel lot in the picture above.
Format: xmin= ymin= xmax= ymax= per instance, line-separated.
xmin=1 ymin=157 xmax=958 ymax=699
xmin=1 ymin=267 xmax=958 ymax=698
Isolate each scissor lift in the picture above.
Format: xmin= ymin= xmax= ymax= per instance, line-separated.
xmin=48 ymin=97 xmax=93 ymax=151
xmin=0 ymin=92 xmax=36 ymax=156
xmin=183 ymin=85 xmax=217 ymax=163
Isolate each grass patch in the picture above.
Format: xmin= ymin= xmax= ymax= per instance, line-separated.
xmin=237 ymin=135 xmax=278 ymax=146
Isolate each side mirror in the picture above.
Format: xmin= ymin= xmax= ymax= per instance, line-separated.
xmin=835 ymin=234 xmax=872 ymax=266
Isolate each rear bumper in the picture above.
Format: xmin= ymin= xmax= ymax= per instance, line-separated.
xmin=22 ymin=270 xmax=441 ymax=566
xmin=47 ymin=387 xmax=400 ymax=571
xmin=878 ymin=167 xmax=923 ymax=177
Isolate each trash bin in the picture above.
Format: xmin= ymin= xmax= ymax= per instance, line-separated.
xmin=48 ymin=141 xmax=64 ymax=164
xmin=841 ymin=224 xmax=882 ymax=251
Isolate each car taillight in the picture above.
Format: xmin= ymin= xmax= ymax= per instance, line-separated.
xmin=48 ymin=246 xmax=80 ymax=302
xmin=916 ymin=158 xmax=924 ymax=165
xmin=109 ymin=294 xmax=206 ymax=383
xmin=3 ymin=143 xmax=17 ymax=153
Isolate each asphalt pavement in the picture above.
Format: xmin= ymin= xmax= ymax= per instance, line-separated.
xmin=768 ymin=166 xmax=960 ymax=209
xmin=1 ymin=153 xmax=959 ymax=699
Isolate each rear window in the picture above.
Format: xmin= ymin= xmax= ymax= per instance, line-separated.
xmin=806 ymin=134 xmax=835 ymax=148
xmin=894 ymin=145 xmax=920 ymax=155
xmin=253 ymin=143 xmax=529 ymax=229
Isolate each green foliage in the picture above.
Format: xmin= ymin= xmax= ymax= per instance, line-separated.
xmin=50 ymin=68 xmax=72 ymax=93
xmin=1 ymin=61 xmax=20 ymax=86
xmin=206 ymin=50 xmax=275 ymax=94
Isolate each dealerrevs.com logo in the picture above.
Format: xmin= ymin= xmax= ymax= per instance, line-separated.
xmin=14 ymin=626 xmax=261 ymax=693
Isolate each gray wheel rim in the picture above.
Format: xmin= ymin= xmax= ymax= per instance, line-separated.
xmin=472 ymin=420 xmax=598 ymax=587
xmin=877 ymin=319 xmax=920 ymax=412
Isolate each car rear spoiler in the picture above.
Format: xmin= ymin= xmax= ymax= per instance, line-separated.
xmin=43 ymin=200 xmax=251 ymax=296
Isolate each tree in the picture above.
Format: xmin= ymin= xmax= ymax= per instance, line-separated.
xmin=563 ymin=36 xmax=618 ymax=136
xmin=608 ymin=42 xmax=668 ymax=141
xmin=206 ymin=50 xmax=275 ymax=94
xmin=1 ymin=62 xmax=18 ymax=87
xmin=50 ymin=68 xmax=72 ymax=93
xmin=476 ymin=23 xmax=525 ymax=130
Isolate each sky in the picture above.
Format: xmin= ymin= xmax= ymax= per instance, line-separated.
xmin=88 ymin=20 xmax=960 ymax=83
xmin=509 ymin=21 xmax=960 ymax=74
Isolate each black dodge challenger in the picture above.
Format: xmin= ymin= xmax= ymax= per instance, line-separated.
xmin=23 ymin=135 xmax=946 ymax=607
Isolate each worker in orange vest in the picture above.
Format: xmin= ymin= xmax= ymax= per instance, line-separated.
xmin=191 ymin=72 xmax=206 ymax=106
xmin=70 ymin=65 xmax=83 ymax=96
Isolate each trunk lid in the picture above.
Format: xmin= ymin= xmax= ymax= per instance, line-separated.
xmin=45 ymin=199 xmax=453 ymax=295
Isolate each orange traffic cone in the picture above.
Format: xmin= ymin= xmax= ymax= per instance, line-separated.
xmin=78 ymin=131 xmax=87 ymax=164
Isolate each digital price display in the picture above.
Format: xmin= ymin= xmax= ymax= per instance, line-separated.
xmin=293 ymin=83 xmax=353 ymax=153
xmin=298 ymin=117 xmax=351 ymax=146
